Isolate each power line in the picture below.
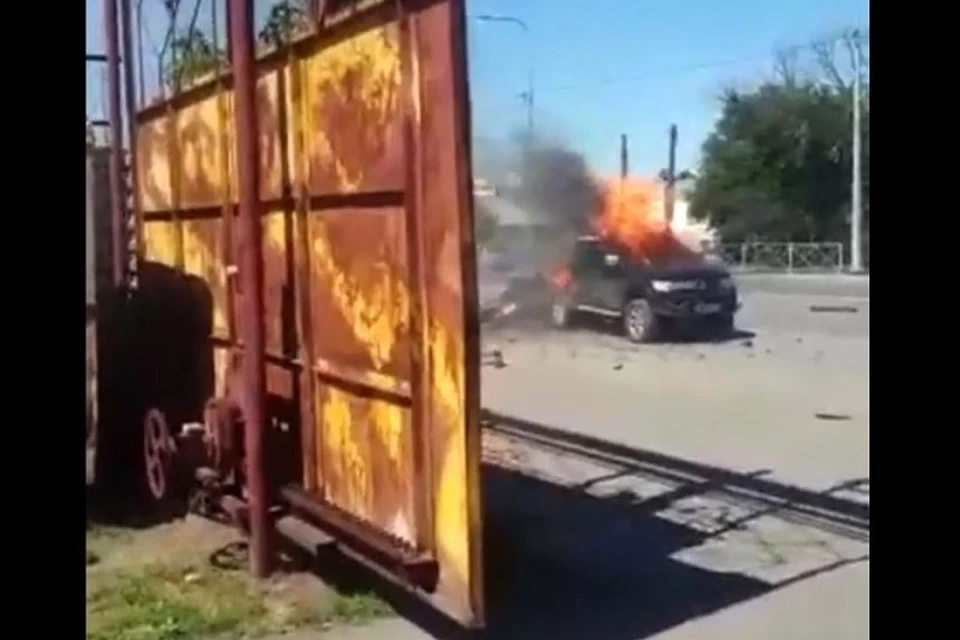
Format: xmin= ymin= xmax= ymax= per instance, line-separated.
xmin=476 ymin=28 xmax=868 ymax=95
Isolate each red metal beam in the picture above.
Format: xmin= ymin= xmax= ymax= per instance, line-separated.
xmin=229 ymin=0 xmax=271 ymax=579
xmin=102 ymin=0 xmax=125 ymax=288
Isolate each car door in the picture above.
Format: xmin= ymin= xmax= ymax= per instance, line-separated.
xmin=595 ymin=250 xmax=627 ymax=311
xmin=570 ymin=242 xmax=608 ymax=309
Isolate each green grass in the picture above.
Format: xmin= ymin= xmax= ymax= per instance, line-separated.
xmin=326 ymin=591 xmax=395 ymax=625
xmin=87 ymin=564 xmax=273 ymax=640
xmin=86 ymin=555 xmax=394 ymax=640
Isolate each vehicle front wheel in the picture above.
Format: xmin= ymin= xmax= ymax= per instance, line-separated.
xmin=711 ymin=313 xmax=735 ymax=338
xmin=550 ymin=298 xmax=574 ymax=329
xmin=623 ymin=298 xmax=658 ymax=343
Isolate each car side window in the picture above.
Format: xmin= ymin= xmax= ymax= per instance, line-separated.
xmin=572 ymin=243 xmax=605 ymax=275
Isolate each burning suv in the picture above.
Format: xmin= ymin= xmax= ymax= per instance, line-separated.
xmin=549 ymin=235 xmax=739 ymax=343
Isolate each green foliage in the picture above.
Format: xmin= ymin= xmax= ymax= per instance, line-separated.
xmin=690 ymin=79 xmax=869 ymax=243
xmin=259 ymin=0 xmax=312 ymax=48
xmin=164 ymin=27 xmax=226 ymax=91
xmin=474 ymin=198 xmax=500 ymax=247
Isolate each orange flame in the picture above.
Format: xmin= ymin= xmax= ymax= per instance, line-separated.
xmin=591 ymin=177 xmax=697 ymax=265
xmin=549 ymin=264 xmax=572 ymax=290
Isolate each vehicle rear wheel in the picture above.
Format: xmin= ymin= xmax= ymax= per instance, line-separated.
xmin=623 ymin=298 xmax=658 ymax=343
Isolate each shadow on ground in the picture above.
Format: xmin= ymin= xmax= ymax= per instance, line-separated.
xmin=477 ymin=466 xmax=799 ymax=639
xmin=483 ymin=307 xmax=757 ymax=346
xmin=484 ymin=413 xmax=869 ymax=537
xmin=356 ymin=459 xmax=865 ymax=640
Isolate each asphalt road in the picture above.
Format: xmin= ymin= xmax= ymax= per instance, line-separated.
xmin=480 ymin=276 xmax=869 ymax=494
xmin=475 ymin=276 xmax=869 ymax=639
xmin=317 ymin=274 xmax=870 ymax=640
xmin=734 ymin=272 xmax=869 ymax=299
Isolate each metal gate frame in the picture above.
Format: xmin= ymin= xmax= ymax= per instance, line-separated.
xmin=120 ymin=0 xmax=483 ymax=627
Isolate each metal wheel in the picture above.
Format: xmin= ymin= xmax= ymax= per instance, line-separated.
xmin=623 ymin=298 xmax=657 ymax=343
xmin=143 ymin=408 xmax=175 ymax=501
xmin=551 ymin=299 xmax=572 ymax=329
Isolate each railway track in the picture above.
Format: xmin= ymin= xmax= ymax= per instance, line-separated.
xmin=481 ymin=410 xmax=869 ymax=543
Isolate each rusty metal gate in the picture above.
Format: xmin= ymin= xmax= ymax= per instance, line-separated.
xmin=133 ymin=0 xmax=482 ymax=626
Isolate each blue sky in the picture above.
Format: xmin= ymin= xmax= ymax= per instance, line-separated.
xmin=87 ymin=0 xmax=868 ymax=176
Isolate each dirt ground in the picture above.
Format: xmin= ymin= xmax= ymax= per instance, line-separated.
xmin=85 ymin=514 xmax=393 ymax=640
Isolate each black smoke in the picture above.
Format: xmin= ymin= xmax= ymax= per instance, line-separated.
xmin=512 ymin=133 xmax=601 ymax=234
xmin=473 ymin=133 xmax=602 ymax=332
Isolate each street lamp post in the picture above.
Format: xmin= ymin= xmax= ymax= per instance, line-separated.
xmin=473 ymin=14 xmax=534 ymax=144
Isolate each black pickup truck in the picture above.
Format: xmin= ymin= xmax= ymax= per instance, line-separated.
xmin=550 ymin=236 xmax=739 ymax=343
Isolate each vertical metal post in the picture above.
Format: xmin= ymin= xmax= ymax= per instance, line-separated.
xmin=120 ymin=0 xmax=141 ymax=280
xmin=664 ymin=124 xmax=678 ymax=226
xmin=619 ymin=134 xmax=628 ymax=180
xmin=849 ymin=31 xmax=864 ymax=273
xmin=787 ymin=242 xmax=794 ymax=272
xmin=103 ymin=0 xmax=125 ymax=288
xmin=225 ymin=0 xmax=234 ymax=65
xmin=136 ymin=0 xmax=145 ymax=107
xmin=524 ymin=69 xmax=534 ymax=143
xmin=230 ymin=0 xmax=271 ymax=579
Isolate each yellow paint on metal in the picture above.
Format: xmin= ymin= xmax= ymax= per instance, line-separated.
xmin=143 ymin=221 xmax=178 ymax=265
xmin=138 ymin=119 xmax=173 ymax=212
xmin=309 ymin=218 xmax=410 ymax=370
xmin=261 ymin=210 xmax=289 ymax=354
xmin=429 ymin=320 xmax=470 ymax=592
xmin=263 ymin=210 xmax=287 ymax=250
xmin=176 ymin=95 xmax=229 ymax=207
xmin=144 ymin=220 xmax=229 ymax=338
xmin=256 ymin=72 xmax=283 ymax=199
xmin=318 ymin=385 xmax=372 ymax=520
xmin=369 ymin=390 xmax=404 ymax=462
xmin=299 ymin=26 xmax=402 ymax=191
xmin=182 ymin=222 xmax=229 ymax=338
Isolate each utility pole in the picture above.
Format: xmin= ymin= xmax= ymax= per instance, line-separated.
xmin=849 ymin=30 xmax=864 ymax=273
xmin=619 ymin=134 xmax=629 ymax=180
xmin=663 ymin=124 xmax=678 ymax=225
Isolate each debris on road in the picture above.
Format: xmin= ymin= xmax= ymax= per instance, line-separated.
xmin=815 ymin=412 xmax=852 ymax=421
xmin=483 ymin=349 xmax=508 ymax=369
xmin=809 ymin=305 xmax=859 ymax=313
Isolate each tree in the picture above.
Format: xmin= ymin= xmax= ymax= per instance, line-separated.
xmin=690 ymin=57 xmax=869 ymax=243
xmin=474 ymin=198 xmax=500 ymax=248
xmin=158 ymin=0 xmax=226 ymax=91
xmin=259 ymin=0 xmax=312 ymax=48
xmin=165 ymin=27 xmax=226 ymax=90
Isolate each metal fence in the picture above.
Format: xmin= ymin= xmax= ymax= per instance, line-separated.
xmin=719 ymin=242 xmax=846 ymax=273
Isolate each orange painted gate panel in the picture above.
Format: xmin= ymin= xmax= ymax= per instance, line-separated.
xmin=135 ymin=0 xmax=483 ymax=626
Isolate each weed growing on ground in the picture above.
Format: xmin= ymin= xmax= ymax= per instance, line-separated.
xmin=86 ymin=519 xmax=394 ymax=640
